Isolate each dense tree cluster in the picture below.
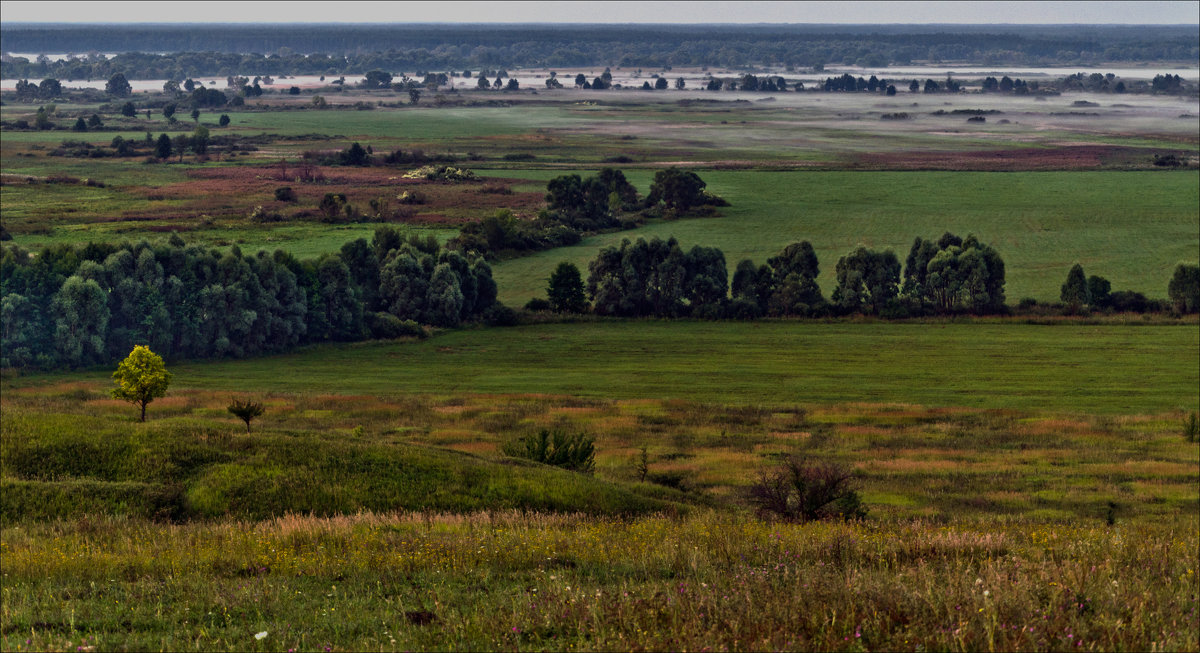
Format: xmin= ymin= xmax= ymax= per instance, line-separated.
xmin=587 ymin=237 xmax=728 ymax=319
xmin=580 ymin=233 xmax=1007 ymax=320
xmin=544 ymin=168 xmax=639 ymax=230
xmin=451 ymin=168 xmax=724 ymax=260
xmin=2 ymin=25 xmax=1195 ymax=77
xmin=0 ymin=229 xmax=498 ymax=369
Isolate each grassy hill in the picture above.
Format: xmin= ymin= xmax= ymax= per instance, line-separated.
xmin=1 ymin=408 xmax=690 ymax=523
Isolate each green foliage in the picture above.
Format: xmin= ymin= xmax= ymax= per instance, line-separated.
xmin=1185 ymin=412 xmax=1199 ymax=443
xmin=154 ymin=133 xmax=172 ymax=159
xmin=1061 ymin=263 xmax=1091 ymax=307
xmin=586 ymin=236 xmax=726 ymax=318
xmin=832 ymin=246 xmax=901 ymax=315
xmin=111 ymin=345 xmax=172 ymax=422
xmin=1167 ymin=263 xmax=1200 ymax=314
xmin=646 ymin=168 xmax=714 ymax=214
xmin=547 ymin=261 xmax=587 ymax=313
xmin=502 ymin=429 xmax=596 ymax=475
xmin=902 ymin=233 xmax=1006 ymax=314
xmin=339 ymin=142 xmax=371 ymax=166
xmin=226 ymin=398 xmax=265 ymax=432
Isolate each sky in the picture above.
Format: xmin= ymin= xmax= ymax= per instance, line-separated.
xmin=1 ymin=1 xmax=1198 ymax=24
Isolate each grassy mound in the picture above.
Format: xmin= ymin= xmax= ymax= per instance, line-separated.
xmin=0 ymin=410 xmax=689 ymax=522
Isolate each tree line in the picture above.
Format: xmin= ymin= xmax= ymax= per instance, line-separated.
xmin=541 ymin=235 xmax=1198 ymax=320
xmin=2 ymin=24 xmax=1196 ymax=76
xmin=0 ymin=228 xmax=504 ymax=370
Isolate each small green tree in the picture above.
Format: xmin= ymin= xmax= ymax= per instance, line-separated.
xmin=1061 ymin=263 xmax=1090 ymax=307
xmin=228 ymin=398 xmax=266 ymax=433
xmin=155 ymin=133 xmax=172 ymax=159
xmin=121 ymin=101 xmax=137 ymax=117
xmin=218 ymin=114 xmax=231 ymax=127
xmin=547 ymin=261 xmax=587 ymax=313
xmin=1184 ymin=411 xmax=1199 ymax=443
xmin=111 ymin=345 xmax=172 ymax=422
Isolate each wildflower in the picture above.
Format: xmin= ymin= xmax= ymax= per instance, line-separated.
xmin=254 ymin=631 xmax=268 ymax=640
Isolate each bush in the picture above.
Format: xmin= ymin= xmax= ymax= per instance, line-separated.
xmin=482 ymin=303 xmax=520 ymax=327
xmin=249 ymin=205 xmax=284 ymax=222
xmin=365 ymin=312 xmax=426 ymax=339
xmin=502 ymin=429 xmax=596 ymax=474
xmin=1185 ymin=412 xmax=1199 ymax=443
xmin=274 ymin=186 xmax=297 ymax=202
xmin=402 ymin=165 xmax=477 ymax=181
xmin=747 ymin=455 xmax=866 ymax=522
xmin=524 ymin=298 xmax=551 ymax=312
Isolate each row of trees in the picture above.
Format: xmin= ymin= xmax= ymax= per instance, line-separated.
xmin=1062 ymin=262 xmax=1200 ymax=314
xmin=0 ymin=228 xmax=501 ymax=369
xmin=557 ymin=235 xmax=1199 ymax=320
xmin=543 ymin=233 xmax=1006 ymax=319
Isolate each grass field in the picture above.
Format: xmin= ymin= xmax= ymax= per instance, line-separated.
xmin=3 ymin=80 xmax=1199 ymax=653
xmin=10 ymin=321 xmax=1196 ymax=414
xmin=2 ymin=512 xmax=1196 ymax=652
xmin=484 ymin=169 xmax=1200 ymax=305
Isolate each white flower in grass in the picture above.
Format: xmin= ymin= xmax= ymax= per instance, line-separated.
xmin=255 ymin=631 xmax=268 ymax=640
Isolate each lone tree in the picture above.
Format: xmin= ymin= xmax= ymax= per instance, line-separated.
xmin=228 ymin=398 xmax=266 ymax=433
xmin=111 ymin=345 xmax=172 ymax=422
xmin=547 ymin=261 xmax=588 ymax=313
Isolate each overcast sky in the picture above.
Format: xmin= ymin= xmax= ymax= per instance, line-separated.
xmin=1 ymin=1 xmax=1197 ymax=24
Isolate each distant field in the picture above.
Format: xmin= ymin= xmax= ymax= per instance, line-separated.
xmin=487 ymin=169 xmax=1200 ymax=305
xmin=13 ymin=321 xmax=1195 ymax=414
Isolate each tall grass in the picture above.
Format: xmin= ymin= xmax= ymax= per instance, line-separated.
xmin=2 ymin=511 xmax=1196 ymax=651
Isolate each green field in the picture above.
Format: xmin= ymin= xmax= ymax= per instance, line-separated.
xmin=12 ymin=321 xmax=1196 ymax=414
xmin=485 ymin=169 xmax=1200 ymax=305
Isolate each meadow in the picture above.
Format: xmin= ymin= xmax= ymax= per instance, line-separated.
xmin=482 ymin=169 xmax=1199 ymax=305
xmin=3 ymin=70 xmax=1200 ymax=651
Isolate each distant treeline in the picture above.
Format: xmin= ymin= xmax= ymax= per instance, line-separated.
xmin=2 ymin=24 xmax=1197 ymax=78
xmin=0 ymin=229 xmax=506 ymax=370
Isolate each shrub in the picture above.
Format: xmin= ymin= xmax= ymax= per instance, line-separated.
xmin=482 ymin=303 xmax=520 ymax=327
xmin=249 ymin=205 xmax=284 ymax=222
xmin=1185 ymin=412 xmax=1199 ymax=443
xmin=502 ymin=429 xmax=596 ymax=474
xmin=524 ymin=298 xmax=551 ymax=312
xmin=365 ymin=312 xmax=426 ymax=339
xmin=274 ymin=186 xmax=298 ymax=202
xmin=747 ymin=455 xmax=866 ymax=522
xmin=227 ymin=398 xmax=265 ymax=433
xmin=402 ymin=165 xmax=477 ymax=181
xmin=397 ymin=190 xmax=427 ymax=205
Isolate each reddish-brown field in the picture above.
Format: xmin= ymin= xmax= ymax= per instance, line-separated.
xmin=120 ymin=165 xmax=544 ymax=223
